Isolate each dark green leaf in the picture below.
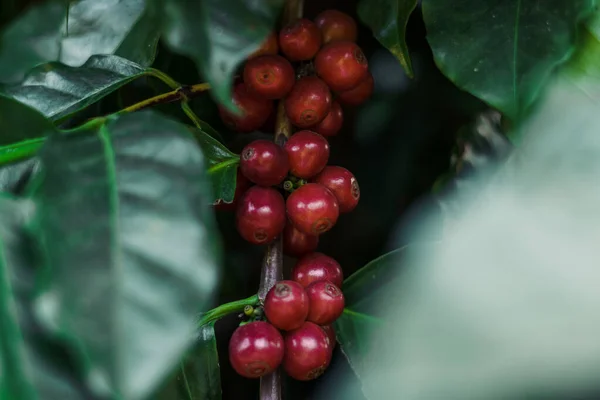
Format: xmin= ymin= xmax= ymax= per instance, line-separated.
xmin=0 ymin=0 xmax=159 ymax=83
xmin=335 ymin=248 xmax=405 ymax=380
xmin=178 ymin=323 xmax=222 ymax=400
xmin=28 ymin=111 xmax=221 ymax=400
xmin=0 ymin=196 xmax=89 ymax=400
xmin=0 ymin=96 xmax=57 ymax=147
xmin=2 ymin=55 xmax=147 ymax=122
xmin=422 ymin=0 xmax=594 ymax=121
xmin=357 ymin=0 xmax=418 ymax=78
xmin=191 ymin=127 xmax=240 ymax=204
xmin=0 ymin=196 xmax=36 ymax=400
xmin=161 ymin=0 xmax=284 ymax=110
xmin=0 ymin=159 xmax=39 ymax=194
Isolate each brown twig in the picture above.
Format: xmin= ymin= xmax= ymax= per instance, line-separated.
xmin=258 ymin=1 xmax=304 ymax=399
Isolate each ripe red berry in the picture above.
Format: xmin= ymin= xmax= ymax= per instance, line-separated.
xmin=279 ymin=18 xmax=322 ymax=61
xmin=249 ymin=32 xmax=279 ymax=59
xmin=315 ymin=41 xmax=369 ymax=92
xmin=243 ymin=55 xmax=295 ymax=100
xmin=284 ymin=76 xmax=332 ymax=129
xmin=312 ymin=101 xmax=343 ymax=137
xmin=283 ymin=130 xmax=330 ymax=179
xmin=219 ymin=82 xmax=273 ymax=132
xmin=286 ymin=183 xmax=339 ymax=235
xmin=229 ymin=321 xmax=284 ymax=378
xmin=236 ymin=186 xmax=286 ymax=244
xmin=321 ymin=324 xmax=337 ymax=349
xmin=314 ymin=10 xmax=357 ymax=44
xmin=283 ymin=223 xmax=319 ymax=258
xmin=264 ymin=280 xmax=309 ymax=331
xmin=337 ymin=72 xmax=374 ymax=106
xmin=240 ymin=140 xmax=289 ymax=186
xmin=292 ymin=252 xmax=343 ymax=288
xmin=214 ymin=169 xmax=252 ymax=211
xmin=312 ymin=166 xmax=360 ymax=213
xmin=283 ymin=321 xmax=332 ymax=381
xmin=306 ymin=281 xmax=345 ymax=325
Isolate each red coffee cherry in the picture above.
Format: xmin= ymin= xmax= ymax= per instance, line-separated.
xmin=315 ymin=41 xmax=369 ymax=92
xmin=306 ymin=281 xmax=345 ymax=325
xmin=283 ymin=130 xmax=330 ymax=179
xmin=312 ymin=101 xmax=343 ymax=137
xmin=279 ymin=18 xmax=322 ymax=61
xmin=240 ymin=140 xmax=289 ymax=186
xmin=249 ymin=32 xmax=279 ymax=59
xmin=229 ymin=321 xmax=284 ymax=378
xmin=219 ymin=82 xmax=273 ymax=132
xmin=292 ymin=252 xmax=343 ymax=288
xmin=314 ymin=10 xmax=357 ymax=44
xmin=312 ymin=166 xmax=360 ymax=213
xmin=321 ymin=324 xmax=337 ymax=349
xmin=286 ymin=183 xmax=339 ymax=235
xmin=214 ymin=169 xmax=252 ymax=211
xmin=283 ymin=321 xmax=332 ymax=381
xmin=284 ymin=76 xmax=332 ymax=128
xmin=337 ymin=72 xmax=374 ymax=106
xmin=236 ymin=186 xmax=285 ymax=244
xmin=264 ymin=280 xmax=309 ymax=331
xmin=283 ymin=223 xmax=319 ymax=258
xmin=243 ymin=55 xmax=295 ymax=100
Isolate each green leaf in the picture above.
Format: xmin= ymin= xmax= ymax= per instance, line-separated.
xmin=335 ymin=247 xmax=410 ymax=382
xmin=191 ymin=127 xmax=240 ymax=204
xmin=0 ymin=196 xmax=36 ymax=400
xmin=28 ymin=111 xmax=221 ymax=400
xmin=357 ymin=0 xmax=418 ymax=78
xmin=0 ymin=0 xmax=159 ymax=83
xmin=160 ymin=0 xmax=284 ymax=110
xmin=422 ymin=0 xmax=594 ymax=121
xmin=1 ymin=55 xmax=147 ymax=122
xmin=178 ymin=323 xmax=222 ymax=400
xmin=0 ymin=195 xmax=89 ymax=399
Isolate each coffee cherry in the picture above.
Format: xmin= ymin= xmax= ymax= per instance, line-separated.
xmin=283 ymin=130 xmax=330 ymax=179
xmin=283 ymin=321 xmax=332 ymax=381
xmin=229 ymin=321 xmax=284 ymax=378
xmin=286 ymin=183 xmax=339 ymax=235
xmin=321 ymin=324 xmax=337 ymax=349
xmin=312 ymin=166 xmax=360 ymax=213
xmin=243 ymin=55 xmax=295 ymax=100
xmin=284 ymin=76 xmax=332 ymax=129
xmin=249 ymin=32 xmax=279 ymax=59
xmin=306 ymin=281 xmax=345 ymax=325
xmin=240 ymin=140 xmax=289 ymax=186
xmin=214 ymin=169 xmax=252 ymax=211
xmin=292 ymin=252 xmax=343 ymax=288
xmin=264 ymin=280 xmax=309 ymax=331
xmin=279 ymin=18 xmax=322 ymax=61
xmin=236 ymin=186 xmax=285 ymax=244
xmin=337 ymin=72 xmax=374 ymax=106
xmin=283 ymin=223 xmax=319 ymax=258
xmin=312 ymin=101 xmax=343 ymax=137
xmin=314 ymin=10 xmax=357 ymax=44
xmin=219 ymin=82 xmax=273 ymax=132
xmin=315 ymin=41 xmax=369 ymax=92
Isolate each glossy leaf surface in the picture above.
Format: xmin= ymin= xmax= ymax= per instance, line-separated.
xmin=2 ymin=55 xmax=146 ymax=121
xmin=422 ymin=0 xmax=594 ymax=121
xmin=0 ymin=0 xmax=158 ymax=83
xmin=28 ymin=111 xmax=221 ymax=400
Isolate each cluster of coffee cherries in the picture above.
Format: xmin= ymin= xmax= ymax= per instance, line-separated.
xmin=229 ymin=253 xmax=344 ymax=381
xmin=218 ymin=10 xmax=373 ymax=135
xmin=216 ymin=10 xmax=370 ymax=249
